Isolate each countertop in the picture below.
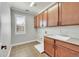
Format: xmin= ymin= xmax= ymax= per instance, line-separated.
xmin=45 ymin=34 xmax=79 ymax=46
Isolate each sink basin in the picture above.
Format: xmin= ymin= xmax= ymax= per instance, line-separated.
xmin=46 ymin=34 xmax=70 ymax=41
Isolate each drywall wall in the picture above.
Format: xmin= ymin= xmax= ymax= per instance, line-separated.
xmin=59 ymin=25 xmax=79 ymax=38
xmin=0 ymin=2 xmax=11 ymax=57
xmin=0 ymin=15 xmax=1 ymax=39
xmin=11 ymin=9 xmax=37 ymax=44
xmin=37 ymin=25 xmax=79 ymax=42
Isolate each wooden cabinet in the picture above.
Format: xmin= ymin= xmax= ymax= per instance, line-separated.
xmin=34 ymin=3 xmax=59 ymax=28
xmin=60 ymin=2 xmax=79 ymax=25
xmin=34 ymin=14 xmax=43 ymax=28
xmin=48 ymin=3 xmax=58 ymax=27
xmin=34 ymin=11 xmax=48 ymax=28
xmin=55 ymin=45 xmax=79 ymax=57
xmin=55 ymin=40 xmax=79 ymax=57
xmin=34 ymin=2 xmax=79 ymax=28
xmin=44 ymin=37 xmax=55 ymax=56
xmin=39 ymin=13 xmax=43 ymax=27
xmin=42 ymin=11 xmax=48 ymax=27
xmin=34 ymin=16 xmax=37 ymax=28
xmin=56 ymin=40 xmax=79 ymax=52
xmin=44 ymin=37 xmax=79 ymax=57
xmin=34 ymin=15 xmax=40 ymax=28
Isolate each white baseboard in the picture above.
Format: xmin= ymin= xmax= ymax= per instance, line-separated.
xmin=11 ymin=40 xmax=37 ymax=47
xmin=7 ymin=46 xmax=12 ymax=57
xmin=7 ymin=40 xmax=38 ymax=57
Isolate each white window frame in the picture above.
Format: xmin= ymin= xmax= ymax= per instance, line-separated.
xmin=15 ymin=14 xmax=26 ymax=34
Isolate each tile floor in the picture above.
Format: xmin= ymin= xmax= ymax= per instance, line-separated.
xmin=10 ymin=41 xmax=48 ymax=57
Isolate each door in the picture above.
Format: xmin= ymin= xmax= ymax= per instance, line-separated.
xmin=48 ymin=3 xmax=58 ymax=27
xmin=61 ymin=2 xmax=79 ymax=25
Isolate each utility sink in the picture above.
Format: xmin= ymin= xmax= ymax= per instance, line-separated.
xmin=46 ymin=34 xmax=70 ymax=41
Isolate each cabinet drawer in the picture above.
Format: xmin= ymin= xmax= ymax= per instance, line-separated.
xmin=56 ymin=40 xmax=79 ymax=52
xmin=44 ymin=37 xmax=54 ymax=45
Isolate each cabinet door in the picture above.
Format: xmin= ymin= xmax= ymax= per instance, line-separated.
xmin=34 ymin=16 xmax=37 ymax=28
xmin=48 ymin=3 xmax=58 ymax=27
xmin=61 ymin=2 xmax=79 ymax=25
xmin=55 ymin=45 xmax=79 ymax=57
xmin=34 ymin=14 xmax=43 ymax=28
xmin=39 ymin=13 xmax=43 ymax=27
xmin=42 ymin=11 xmax=48 ymax=27
xmin=36 ymin=15 xmax=40 ymax=28
xmin=44 ymin=37 xmax=54 ymax=56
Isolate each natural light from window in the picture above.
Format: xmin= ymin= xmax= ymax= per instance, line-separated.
xmin=15 ymin=14 xmax=25 ymax=34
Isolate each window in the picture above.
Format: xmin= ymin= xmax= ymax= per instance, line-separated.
xmin=15 ymin=14 xmax=25 ymax=34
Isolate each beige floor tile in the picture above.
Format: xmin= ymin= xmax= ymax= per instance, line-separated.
xmin=10 ymin=41 xmax=48 ymax=57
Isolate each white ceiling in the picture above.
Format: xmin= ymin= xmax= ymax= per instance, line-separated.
xmin=8 ymin=2 xmax=55 ymax=15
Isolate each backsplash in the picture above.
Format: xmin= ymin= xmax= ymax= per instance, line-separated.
xmin=59 ymin=25 xmax=79 ymax=38
xmin=45 ymin=27 xmax=61 ymax=35
xmin=37 ymin=25 xmax=79 ymax=42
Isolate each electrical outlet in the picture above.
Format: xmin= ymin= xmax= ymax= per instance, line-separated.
xmin=45 ymin=31 xmax=47 ymax=34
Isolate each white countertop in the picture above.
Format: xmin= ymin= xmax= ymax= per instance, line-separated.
xmin=45 ymin=34 xmax=79 ymax=46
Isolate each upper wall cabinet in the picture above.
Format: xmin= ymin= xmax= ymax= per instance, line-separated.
xmin=34 ymin=2 xmax=79 ymax=28
xmin=60 ymin=2 xmax=79 ymax=25
xmin=34 ymin=13 xmax=43 ymax=28
xmin=34 ymin=15 xmax=39 ymax=28
xmin=34 ymin=16 xmax=37 ymax=28
xmin=42 ymin=11 xmax=48 ymax=27
xmin=39 ymin=13 xmax=43 ymax=27
xmin=34 ymin=11 xmax=48 ymax=28
xmin=48 ymin=3 xmax=58 ymax=27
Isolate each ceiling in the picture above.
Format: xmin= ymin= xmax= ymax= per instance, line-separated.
xmin=8 ymin=2 xmax=55 ymax=15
